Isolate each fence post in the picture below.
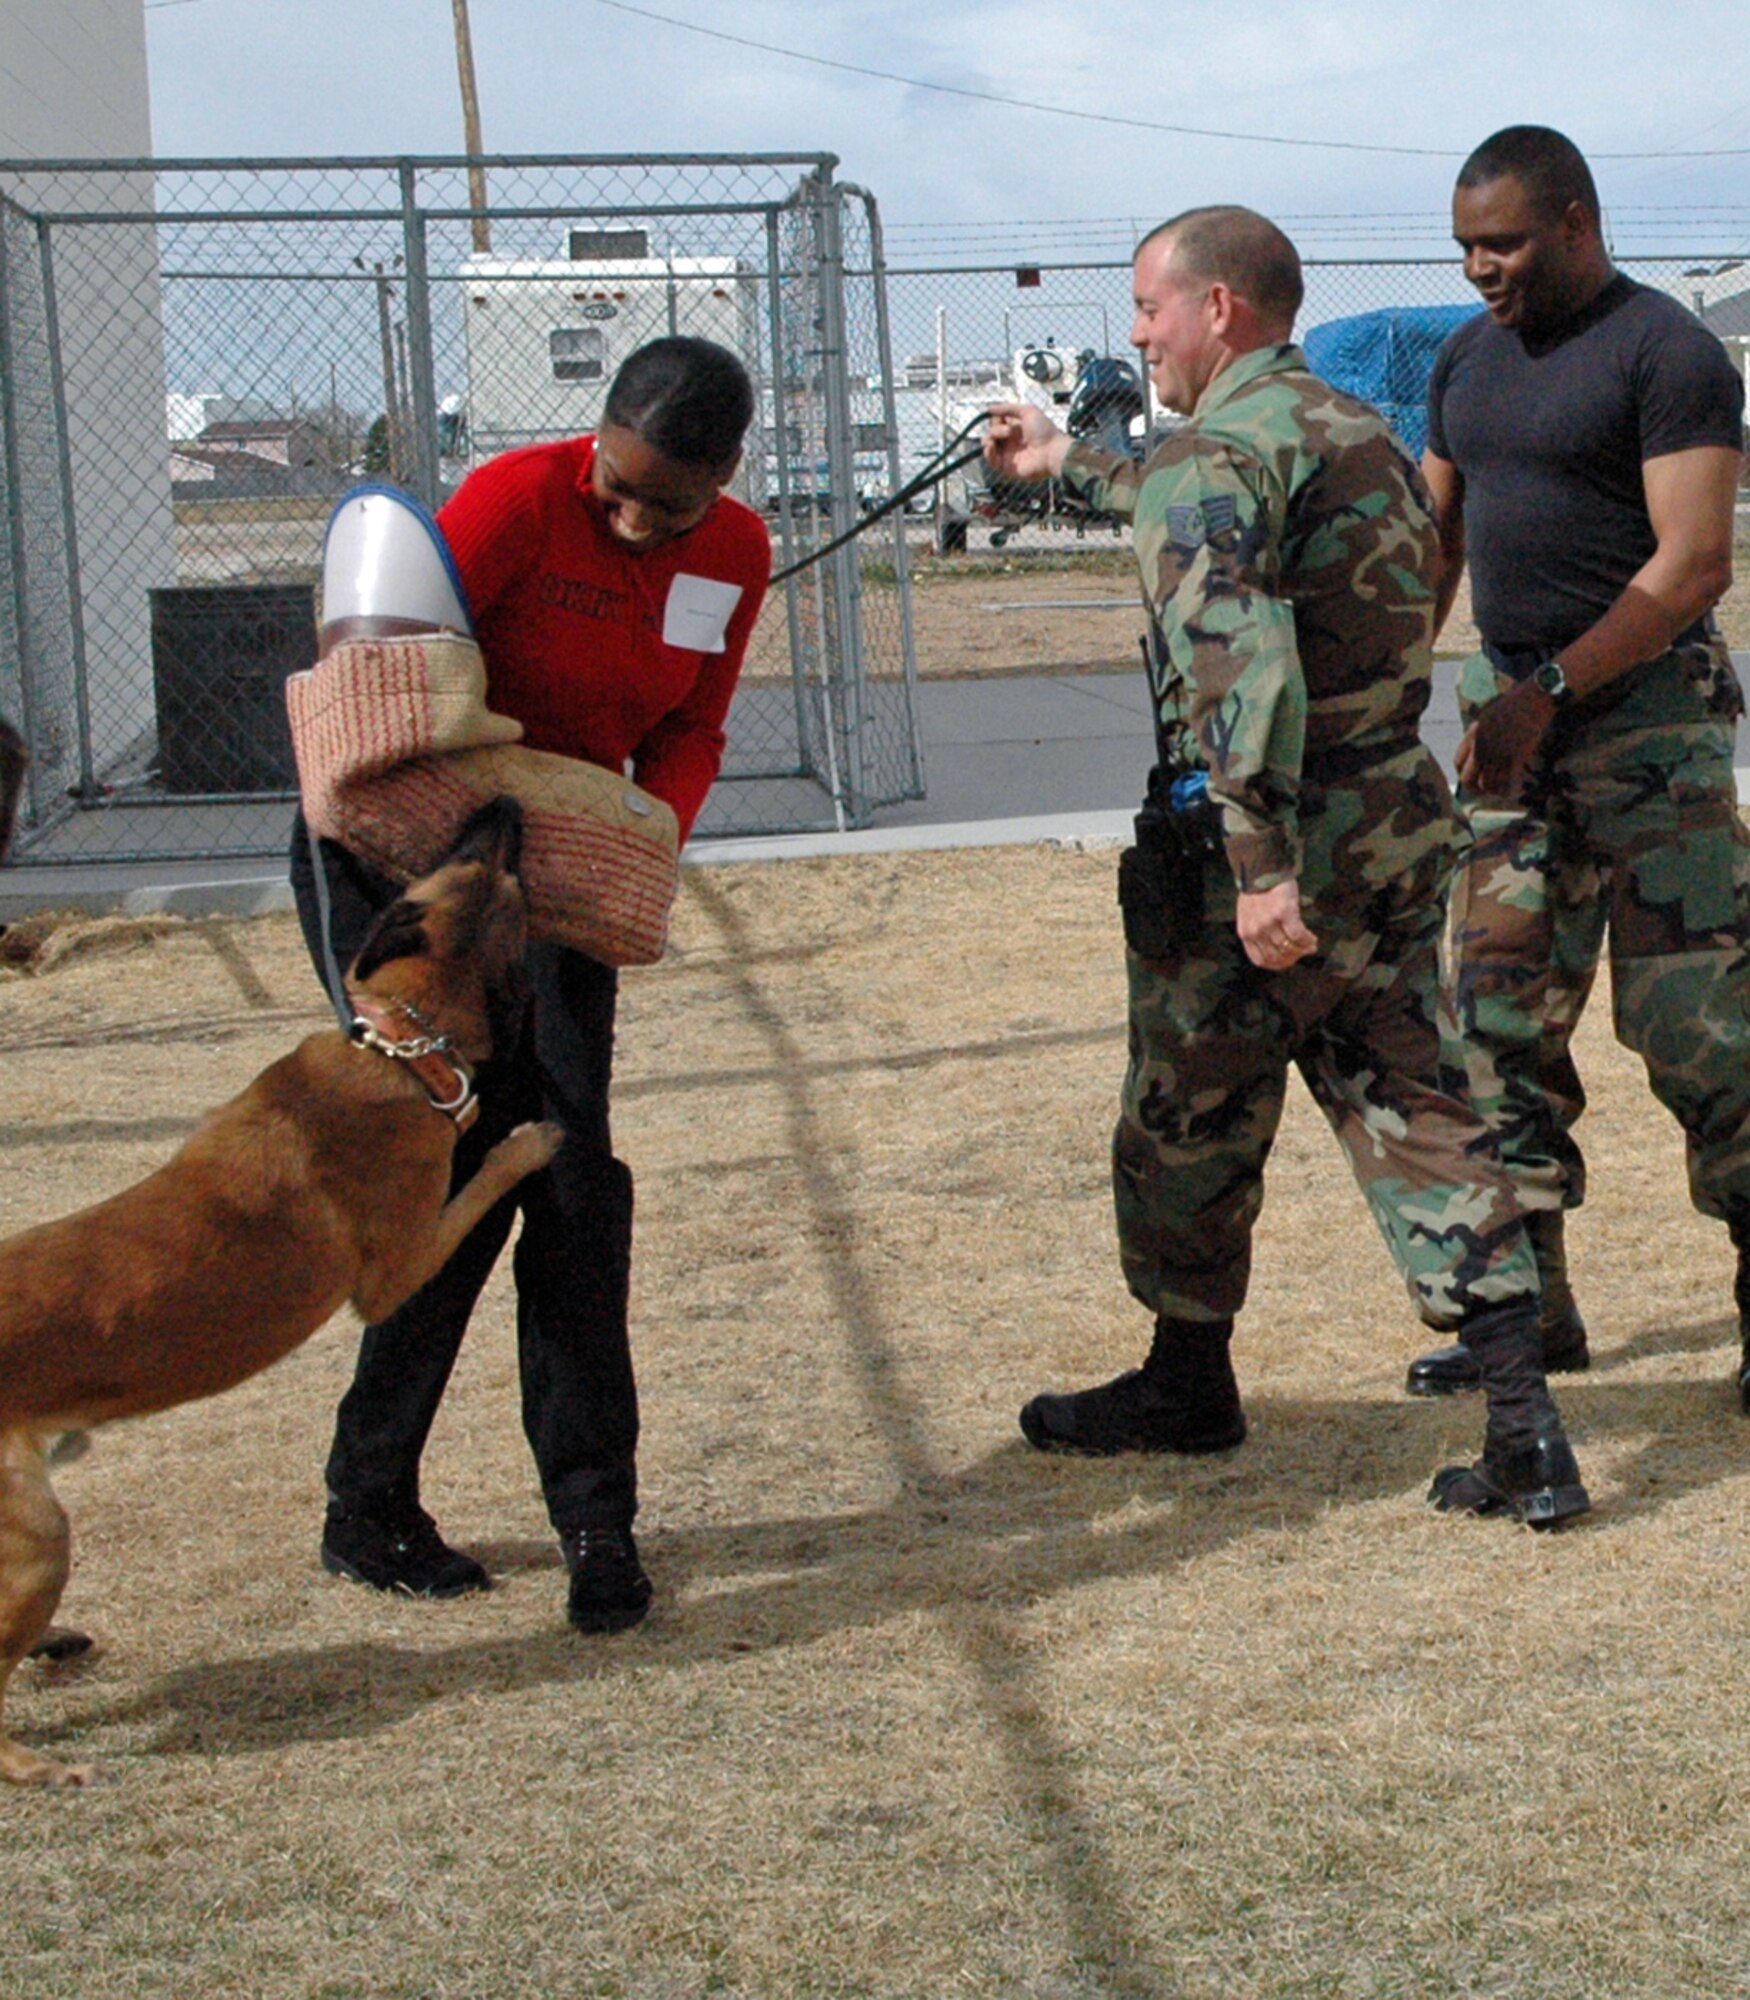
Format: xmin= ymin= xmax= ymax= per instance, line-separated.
xmin=34 ymin=216 xmax=94 ymax=798
xmin=398 ymin=160 xmax=441 ymax=510
xmin=844 ymin=182 xmax=923 ymax=802
xmin=811 ymin=169 xmax=870 ymax=824
xmin=764 ymin=205 xmax=823 ymax=790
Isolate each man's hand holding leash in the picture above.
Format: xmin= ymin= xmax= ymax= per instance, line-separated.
xmin=983 ymin=405 xmax=1074 ymax=484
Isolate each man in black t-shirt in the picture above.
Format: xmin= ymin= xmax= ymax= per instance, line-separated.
xmin=1404 ymin=125 xmax=1750 ymax=1408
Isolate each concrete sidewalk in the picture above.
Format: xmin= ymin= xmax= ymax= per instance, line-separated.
xmin=2 ymin=657 xmax=1746 ymax=918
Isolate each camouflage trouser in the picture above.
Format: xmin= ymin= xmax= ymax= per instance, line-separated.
xmin=1446 ymin=644 xmax=1750 ymax=1224
xmin=1114 ymin=845 xmax=1537 ymax=1329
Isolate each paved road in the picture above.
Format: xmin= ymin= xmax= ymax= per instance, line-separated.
xmin=4 ymin=658 xmax=1747 ymax=913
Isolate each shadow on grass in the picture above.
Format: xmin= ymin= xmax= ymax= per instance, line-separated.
xmin=30 ymin=1351 xmax=1745 ymax=1999
xmin=63 ymin=1364 xmax=1742 ymax=1723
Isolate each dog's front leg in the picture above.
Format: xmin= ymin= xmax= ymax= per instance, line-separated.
xmin=0 ymin=1431 xmax=97 ymax=1788
xmin=352 ymin=1120 xmax=564 ymax=1323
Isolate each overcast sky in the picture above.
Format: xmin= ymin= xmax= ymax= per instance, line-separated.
xmin=142 ymin=0 xmax=1750 ymax=258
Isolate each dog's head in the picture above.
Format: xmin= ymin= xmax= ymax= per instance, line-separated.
xmin=348 ymin=796 xmax=532 ymax=1061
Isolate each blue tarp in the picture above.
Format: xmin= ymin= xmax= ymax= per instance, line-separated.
xmin=1301 ymin=304 xmax=1482 ymax=457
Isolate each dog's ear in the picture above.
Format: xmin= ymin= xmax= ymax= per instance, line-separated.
xmin=349 ymin=897 xmax=429 ymax=983
xmin=447 ymin=794 xmax=524 ymax=876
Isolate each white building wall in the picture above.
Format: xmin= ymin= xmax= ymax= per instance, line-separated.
xmin=1 ymin=0 xmax=174 ymax=791
xmin=0 ymin=0 xmax=152 ymax=157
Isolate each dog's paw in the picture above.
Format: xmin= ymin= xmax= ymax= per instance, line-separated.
xmin=0 ymin=1744 xmax=104 ymax=1789
xmin=495 ymin=1120 xmax=565 ymax=1175
xmin=28 ymin=1626 xmax=95 ymax=1664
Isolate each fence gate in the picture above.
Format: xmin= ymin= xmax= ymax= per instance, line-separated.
xmin=0 ymin=153 xmax=925 ymax=869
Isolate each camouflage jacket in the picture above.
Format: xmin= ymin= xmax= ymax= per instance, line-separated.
xmin=1063 ymin=344 xmax=1461 ymax=914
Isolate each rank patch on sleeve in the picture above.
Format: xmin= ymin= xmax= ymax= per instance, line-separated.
xmin=1166 ymin=495 xmax=1237 ymax=549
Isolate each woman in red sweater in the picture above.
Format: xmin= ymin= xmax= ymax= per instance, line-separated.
xmin=291 ymin=337 xmax=771 ymax=1633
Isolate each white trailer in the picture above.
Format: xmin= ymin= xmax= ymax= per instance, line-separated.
xmin=457 ymin=228 xmax=764 ymax=496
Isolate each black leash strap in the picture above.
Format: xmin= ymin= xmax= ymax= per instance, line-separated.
xmin=305 ymin=816 xmax=358 ymax=1033
xmin=768 ymin=416 xmax=990 ymax=585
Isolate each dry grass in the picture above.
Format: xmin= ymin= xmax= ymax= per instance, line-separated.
xmin=1 ymin=846 xmax=1747 ymax=1998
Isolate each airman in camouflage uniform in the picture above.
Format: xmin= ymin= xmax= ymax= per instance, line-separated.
xmin=1405 ymin=126 xmax=1750 ymax=1407
xmin=986 ymin=204 xmax=1588 ymax=1526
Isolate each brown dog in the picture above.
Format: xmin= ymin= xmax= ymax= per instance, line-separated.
xmin=0 ymin=795 xmax=561 ymax=1787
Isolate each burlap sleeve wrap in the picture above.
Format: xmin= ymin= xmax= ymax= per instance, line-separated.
xmin=286 ymin=632 xmax=681 ymax=968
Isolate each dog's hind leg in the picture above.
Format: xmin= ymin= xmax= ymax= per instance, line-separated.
xmin=352 ymin=1120 xmax=564 ymax=1323
xmin=0 ymin=1431 xmax=95 ymax=1788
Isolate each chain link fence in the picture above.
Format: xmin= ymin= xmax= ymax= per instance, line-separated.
xmin=880 ymin=249 xmax=1750 ymax=556
xmin=0 ymin=153 xmax=926 ymax=867
xmin=4 ymin=153 xmax=1748 ymax=874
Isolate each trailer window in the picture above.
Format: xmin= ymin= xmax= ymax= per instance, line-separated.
xmin=549 ymin=326 xmax=606 ymax=382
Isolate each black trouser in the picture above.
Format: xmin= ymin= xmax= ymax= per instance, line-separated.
xmin=289 ymin=817 xmax=639 ymax=1534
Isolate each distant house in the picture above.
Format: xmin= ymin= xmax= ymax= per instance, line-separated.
xmin=196 ymin=417 xmax=330 ymax=470
xmin=1655 ymin=262 xmax=1750 ymax=401
xmin=1667 ymin=260 xmax=1750 ymax=335
xmin=169 ymin=444 xmax=291 ymax=489
xmin=168 ymin=412 xmax=354 ymax=500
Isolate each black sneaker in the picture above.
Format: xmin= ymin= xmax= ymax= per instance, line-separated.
xmin=321 ymin=1507 xmax=491 ymax=1597
xmin=560 ymin=1526 xmax=653 ymax=1634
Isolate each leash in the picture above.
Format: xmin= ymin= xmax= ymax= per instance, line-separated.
xmin=305 ymin=816 xmax=357 ymax=1034
xmin=768 ymin=416 xmax=989 ymax=584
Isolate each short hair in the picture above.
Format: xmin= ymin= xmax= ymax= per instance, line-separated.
xmin=1137 ymin=206 xmax=1304 ymax=329
xmin=602 ymin=335 xmax=753 ymax=469
xmin=1457 ymin=126 xmax=1601 ymax=225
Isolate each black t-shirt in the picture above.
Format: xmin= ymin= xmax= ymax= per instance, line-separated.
xmin=1426 ymin=274 xmax=1744 ymax=649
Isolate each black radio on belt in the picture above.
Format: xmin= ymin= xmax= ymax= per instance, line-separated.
xmin=1120 ymin=757 xmax=1224 ymax=959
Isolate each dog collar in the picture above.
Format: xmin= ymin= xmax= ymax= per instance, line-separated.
xmin=346 ymin=993 xmax=480 ymax=1132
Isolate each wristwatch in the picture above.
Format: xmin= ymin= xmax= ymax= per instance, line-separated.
xmin=1532 ymin=658 xmax=1572 ymax=705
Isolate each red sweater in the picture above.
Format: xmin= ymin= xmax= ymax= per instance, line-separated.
xmin=437 ymin=435 xmax=772 ymax=841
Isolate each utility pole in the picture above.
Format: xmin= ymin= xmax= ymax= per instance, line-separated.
xmin=359 ymin=254 xmax=404 ymax=479
xmin=451 ymin=0 xmax=492 ymax=253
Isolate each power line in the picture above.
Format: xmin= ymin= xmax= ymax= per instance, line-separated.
xmin=590 ymin=0 xmax=1750 ymax=161
xmin=588 ymin=0 xmax=1456 ymax=157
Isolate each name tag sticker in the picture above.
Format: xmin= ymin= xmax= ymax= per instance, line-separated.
xmin=663 ymin=574 xmax=743 ymax=654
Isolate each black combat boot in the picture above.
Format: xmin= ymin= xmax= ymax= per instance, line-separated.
xmin=1405 ymin=1209 xmax=1590 ymax=1396
xmin=1019 ymin=1316 xmax=1246 ymax=1456
xmin=1428 ymin=1298 xmax=1591 ymax=1528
